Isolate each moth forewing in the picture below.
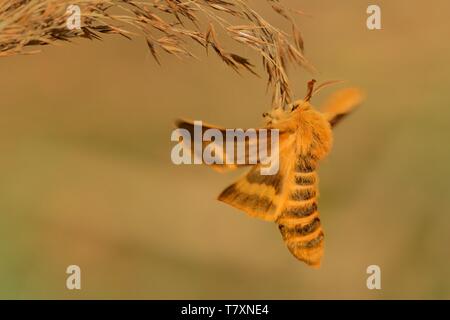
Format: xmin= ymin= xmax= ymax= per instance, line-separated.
xmin=219 ymin=128 xmax=295 ymax=213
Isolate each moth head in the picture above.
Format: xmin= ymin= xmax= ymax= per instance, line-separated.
xmin=262 ymin=107 xmax=291 ymax=125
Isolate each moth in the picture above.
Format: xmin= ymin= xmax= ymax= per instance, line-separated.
xmin=176 ymin=80 xmax=364 ymax=267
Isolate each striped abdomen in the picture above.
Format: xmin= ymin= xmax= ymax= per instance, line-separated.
xmin=276 ymin=156 xmax=324 ymax=267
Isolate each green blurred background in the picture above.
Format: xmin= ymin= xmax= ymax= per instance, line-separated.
xmin=1 ymin=0 xmax=449 ymax=299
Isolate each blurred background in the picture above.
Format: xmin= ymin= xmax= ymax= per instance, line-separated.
xmin=1 ymin=0 xmax=450 ymax=299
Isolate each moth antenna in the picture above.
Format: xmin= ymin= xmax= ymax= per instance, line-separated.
xmin=304 ymin=79 xmax=317 ymax=102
